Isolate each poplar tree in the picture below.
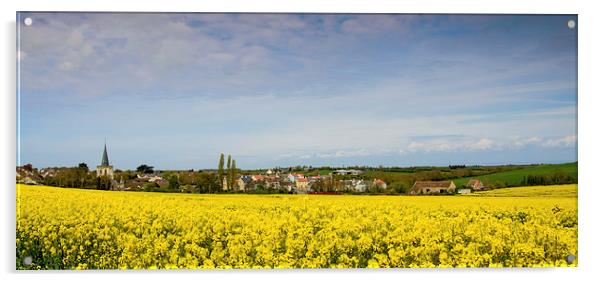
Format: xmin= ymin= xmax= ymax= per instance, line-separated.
xmin=226 ymin=155 xmax=232 ymax=189
xmin=230 ymin=159 xmax=238 ymax=190
xmin=217 ymin=153 xmax=225 ymax=186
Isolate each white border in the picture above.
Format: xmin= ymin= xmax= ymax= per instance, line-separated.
xmin=2 ymin=1 xmax=600 ymax=282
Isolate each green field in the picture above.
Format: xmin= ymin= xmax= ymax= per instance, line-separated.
xmin=452 ymin=162 xmax=577 ymax=187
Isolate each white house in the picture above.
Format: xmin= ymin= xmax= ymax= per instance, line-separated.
xmin=457 ymin=188 xmax=472 ymax=195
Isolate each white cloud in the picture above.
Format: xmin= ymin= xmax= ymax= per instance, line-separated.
xmin=406 ymin=137 xmax=494 ymax=153
xmin=543 ymin=135 xmax=577 ymax=148
xmin=511 ymin=136 xmax=542 ymax=148
xmin=401 ymin=135 xmax=577 ymax=154
xmin=267 ymin=133 xmax=576 ymax=164
xmin=19 ymin=14 xmax=423 ymax=99
xmin=507 ymin=135 xmax=577 ymax=149
xmin=471 ymin=138 xmax=494 ymax=150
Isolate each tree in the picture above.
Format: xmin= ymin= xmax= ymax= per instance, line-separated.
xmin=217 ymin=153 xmax=225 ymax=186
xmin=229 ymin=159 xmax=238 ymax=191
xmin=312 ymin=180 xmax=325 ymax=192
xmin=23 ymin=163 xmax=33 ymax=171
xmin=78 ymin=162 xmax=89 ymax=172
xmin=226 ymin=155 xmax=232 ymax=189
xmin=136 ymin=164 xmax=154 ymax=174
xmin=389 ymin=182 xmax=407 ymax=194
xmin=96 ymin=176 xmax=112 ymax=190
xmin=197 ymin=172 xmax=219 ymax=193
xmin=76 ymin=163 xmax=90 ymax=188
xmin=179 ymin=172 xmax=196 ymax=185
xmin=168 ymin=174 xmax=180 ymax=191
xmin=143 ymin=182 xmax=159 ymax=192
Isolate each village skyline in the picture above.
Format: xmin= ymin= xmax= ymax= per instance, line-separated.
xmin=16 ymin=140 xmax=577 ymax=195
xmin=17 ymin=13 xmax=577 ymax=169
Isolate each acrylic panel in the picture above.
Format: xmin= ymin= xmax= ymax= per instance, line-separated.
xmin=16 ymin=12 xmax=578 ymax=269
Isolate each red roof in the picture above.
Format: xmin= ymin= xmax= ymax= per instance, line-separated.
xmin=467 ymin=179 xmax=483 ymax=188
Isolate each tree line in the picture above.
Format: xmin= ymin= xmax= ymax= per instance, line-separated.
xmin=520 ymin=172 xmax=576 ymax=186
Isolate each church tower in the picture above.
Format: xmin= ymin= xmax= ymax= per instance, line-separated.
xmin=96 ymin=142 xmax=114 ymax=179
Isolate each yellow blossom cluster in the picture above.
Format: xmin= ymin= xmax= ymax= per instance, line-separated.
xmin=16 ymin=184 xmax=577 ymax=269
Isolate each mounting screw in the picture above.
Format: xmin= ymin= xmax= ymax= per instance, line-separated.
xmin=23 ymin=256 xmax=32 ymax=265
xmin=567 ymin=20 xmax=576 ymax=29
xmin=566 ymin=254 xmax=576 ymax=264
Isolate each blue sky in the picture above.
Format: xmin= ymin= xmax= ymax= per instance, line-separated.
xmin=17 ymin=13 xmax=577 ymax=170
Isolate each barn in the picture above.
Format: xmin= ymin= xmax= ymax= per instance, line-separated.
xmin=467 ymin=179 xmax=484 ymax=190
xmin=410 ymin=181 xmax=456 ymax=195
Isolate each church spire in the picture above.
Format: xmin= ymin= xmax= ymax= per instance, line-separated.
xmin=101 ymin=141 xmax=110 ymax=166
xmin=96 ymin=139 xmax=114 ymax=181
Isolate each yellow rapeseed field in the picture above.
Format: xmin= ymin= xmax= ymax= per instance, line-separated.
xmin=16 ymin=184 xmax=577 ymax=269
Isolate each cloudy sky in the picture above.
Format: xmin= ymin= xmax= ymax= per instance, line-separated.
xmin=17 ymin=13 xmax=577 ymax=170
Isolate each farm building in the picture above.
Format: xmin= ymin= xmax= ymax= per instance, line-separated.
xmin=332 ymin=169 xmax=362 ymax=175
xmin=467 ymin=179 xmax=484 ymax=190
xmin=410 ymin=181 xmax=456 ymax=195
xmin=457 ymin=188 xmax=472 ymax=195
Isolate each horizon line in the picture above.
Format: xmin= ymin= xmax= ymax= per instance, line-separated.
xmin=17 ymin=161 xmax=578 ymax=171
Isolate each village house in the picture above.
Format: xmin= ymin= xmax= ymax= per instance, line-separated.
xmin=264 ymin=176 xmax=281 ymax=189
xmin=136 ymin=173 xmax=157 ymax=180
xmin=236 ymin=178 xmax=247 ymax=192
xmin=251 ymin=174 xmax=265 ymax=182
xmin=295 ymin=177 xmax=309 ymax=193
xmin=309 ymin=175 xmax=322 ymax=181
xmin=281 ymin=180 xmax=294 ymax=192
xmin=126 ymin=179 xmax=145 ymax=190
xmin=237 ymin=175 xmax=252 ymax=191
xmin=372 ymin=179 xmax=387 ymax=190
xmin=410 ymin=181 xmax=456 ymax=195
xmin=351 ymin=179 xmax=370 ymax=192
xmin=18 ymin=176 xmax=38 ymax=185
xmin=148 ymin=175 xmax=164 ymax=183
xmin=39 ymin=167 xmax=59 ymax=178
xmin=16 ymin=165 xmax=42 ymax=185
xmin=467 ymin=179 xmax=485 ymax=190
xmin=288 ymin=173 xmax=304 ymax=183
